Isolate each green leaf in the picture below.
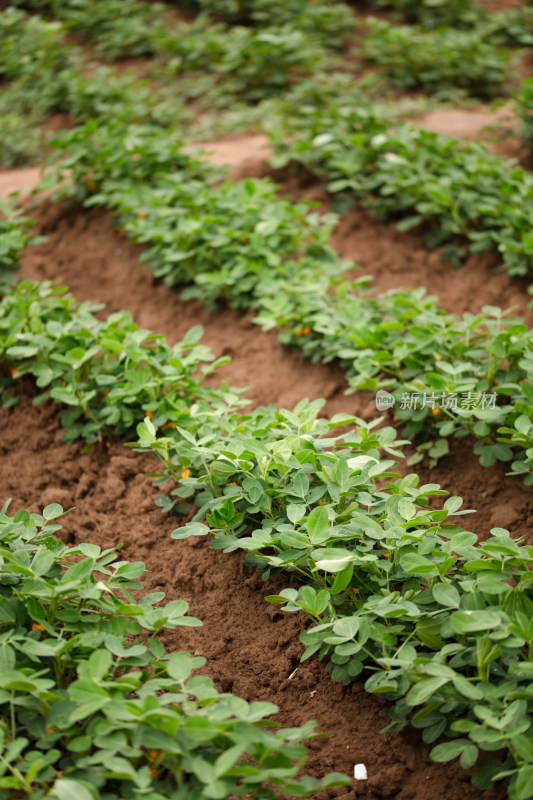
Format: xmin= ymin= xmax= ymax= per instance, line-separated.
xmin=51 ymin=779 xmax=96 ymax=800
xmin=452 ymin=674 xmax=483 ymax=700
xmin=400 ymin=553 xmax=439 ymax=576
xmin=460 ymin=744 xmax=478 ymax=769
xmin=306 ymin=506 xmax=329 ymax=542
xmin=171 ymin=522 xmax=209 ymax=539
xmin=450 ymin=609 xmax=501 ymax=634
xmin=515 ymin=766 xmax=533 ymax=800
xmin=287 ymin=504 xmax=306 ymax=524
xmin=88 ymin=649 xmax=112 ymax=680
xmin=43 ymin=503 xmax=64 ymax=520
xmin=432 ymin=583 xmax=460 ymax=608
xmin=431 ymin=739 xmax=470 ymax=763
xmin=331 ymin=562 xmax=354 ymax=594
xmin=443 ymin=496 xmax=463 ymax=514
xmin=167 ymin=652 xmax=194 ymax=682
xmin=398 ymin=498 xmax=416 ymax=520
xmin=183 ymin=717 xmax=221 ymax=742
xmin=515 ymin=415 xmax=532 ymax=435
xmin=313 ymin=549 xmax=353 ymax=572
xmin=406 ymin=677 xmax=448 ymax=706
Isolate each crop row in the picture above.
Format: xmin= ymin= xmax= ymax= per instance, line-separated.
xmin=0 ymin=500 xmax=350 ymax=799
xmin=37 ymin=120 xmax=533 ymax=481
xmin=1 ymin=273 xmax=532 ymax=798
xmin=2 ymin=0 xmax=533 ymax=169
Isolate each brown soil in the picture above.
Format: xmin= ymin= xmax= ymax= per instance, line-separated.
xmin=2 ymin=107 xmax=531 ymax=800
xmin=18 ymin=193 xmax=533 ymax=544
xmin=20 ymin=201 xmax=358 ymax=419
xmin=0 ymin=388 xmax=506 ymax=800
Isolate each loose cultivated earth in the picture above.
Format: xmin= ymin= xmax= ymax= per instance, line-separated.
xmin=1 ymin=1 xmax=533 ymax=799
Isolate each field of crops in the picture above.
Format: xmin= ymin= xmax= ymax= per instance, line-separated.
xmin=2 ymin=0 xmax=533 ymax=799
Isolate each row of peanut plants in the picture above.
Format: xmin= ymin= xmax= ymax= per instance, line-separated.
xmin=0 ymin=0 xmax=354 ymax=165
xmin=40 ymin=120 xmax=533 ymax=481
xmin=2 ymin=0 xmax=533 ymax=171
xmin=0 ymin=501 xmax=350 ymax=800
xmin=1 ymin=236 xmax=532 ymax=798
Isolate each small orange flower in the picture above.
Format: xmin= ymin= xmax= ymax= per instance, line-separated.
xmin=318 ymin=498 xmax=325 ymax=505
xmin=56 ymin=771 xmax=62 ymax=778
xmin=302 ymin=327 xmax=311 ymax=335
xmin=145 ymin=410 xmax=153 ymax=419
xmin=32 ymin=623 xmax=46 ymax=632
xmin=150 ymin=767 xmax=157 ymax=778
xmin=227 ymin=481 xmax=237 ymax=486
xmin=162 ymin=422 xmax=174 ymax=430
xmin=9 ymin=366 xmax=17 ymax=378
xmin=431 ymin=408 xmax=440 ymax=417
xmin=384 ymin=553 xmax=390 ymax=558
xmin=392 ymin=415 xmax=398 ymax=422
xmin=147 ymin=750 xmax=158 ymax=763
xmin=106 ymin=442 xmax=111 ymax=449
xmin=352 ymin=588 xmax=360 ymax=594
xmin=98 ymin=436 xmax=103 ymax=443
xmin=102 ymin=390 xmax=108 ymax=396
xmin=181 ymin=469 xmax=190 ymax=479
xmin=137 ymin=212 xmax=146 ymax=219
xmin=46 ymin=728 xmax=54 ymax=734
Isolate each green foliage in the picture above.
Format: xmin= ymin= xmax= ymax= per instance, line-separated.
xmin=161 ymin=18 xmax=322 ymax=102
xmin=0 ymin=501 xmax=349 ymax=799
xmin=361 ymin=19 xmax=512 ymax=100
xmin=177 ymin=0 xmax=356 ymax=49
xmin=43 ymin=120 xmax=533 ymax=480
xmin=270 ymin=103 xmax=533 ymax=277
xmin=63 ymin=67 xmax=193 ymax=129
xmin=137 ymin=408 xmax=533 ymax=799
xmin=7 ymin=0 xmax=167 ymax=58
xmin=48 ymin=126 xmax=338 ymax=308
xmin=0 ymin=79 xmax=50 ymax=166
xmin=0 ymin=279 xmax=243 ymax=441
xmin=0 ymin=8 xmax=75 ymax=109
xmin=254 ymin=277 xmax=533 ymax=473
xmin=45 ymin=121 xmax=219 ymax=204
xmin=483 ymin=7 xmax=533 ymax=49
xmin=0 ymin=204 xmax=42 ymax=294
xmin=136 ymin=397 xmax=405 ymax=518
xmin=514 ymin=78 xmax=533 ymax=152
xmin=355 ymin=0 xmax=482 ymax=28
